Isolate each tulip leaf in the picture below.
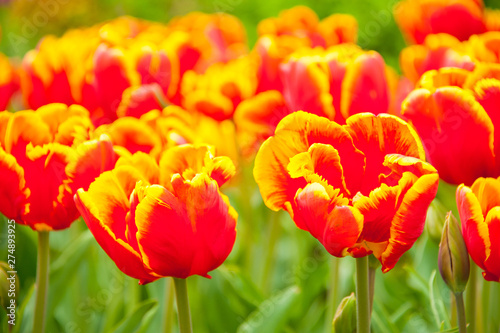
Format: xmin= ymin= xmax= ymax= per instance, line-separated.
xmin=111 ymin=299 xmax=158 ymax=333
xmin=236 ymin=285 xmax=301 ymax=333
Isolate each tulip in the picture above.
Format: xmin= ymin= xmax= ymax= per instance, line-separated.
xmin=253 ymin=111 xmax=439 ymax=268
xmin=75 ymin=145 xmax=237 ymax=332
xmin=74 ymin=145 xmax=237 ymax=282
xmin=257 ymin=6 xmax=357 ymax=48
xmin=234 ymin=45 xmax=401 ymax=158
xmin=402 ymin=64 xmax=500 ymax=185
xmin=254 ymin=111 xmax=438 ymax=333
xmin=0 ymin=104 xmax=120 ymax=333
xmin=457 ymin=177 xmax=500 ymax=282
xmin=394 ymin=0 xmax=486 ymax=45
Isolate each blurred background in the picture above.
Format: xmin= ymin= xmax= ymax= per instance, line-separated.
xmin=1 ymin=0 xmax=498 ymax=70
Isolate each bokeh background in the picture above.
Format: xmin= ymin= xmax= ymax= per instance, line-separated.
xmin=1 ymin=0 xmax=500 ymax=332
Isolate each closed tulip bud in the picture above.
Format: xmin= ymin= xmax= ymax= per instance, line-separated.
xmin=438 ymin=212 xmax=470 ymax=294
xmin=332 ymin=293 xmax=356 ymax=333
xmin=0 ymin=262 xmax=19 ymax=313
xmin=426 ymin=199 xmax=448 ymax=244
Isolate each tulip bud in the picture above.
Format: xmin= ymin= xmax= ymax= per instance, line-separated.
xmin=332 ymin=293 xmax=356 ymax=333
xmin=426 ymin=199 xmax=448 ymax=243
xmin=438 ymin=212 xmax=470 ymax=294
xmin=0 ymin=261 xmax=19 ymax=313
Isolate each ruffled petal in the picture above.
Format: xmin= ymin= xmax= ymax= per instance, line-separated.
xmin=254 ymin=111 xmax=364 ymax=211
xmin=379 ymin=172 xmax=439 ymax=272
xmin=96 ymin=117 xmax=162 ymax=158
xmin=116 ymin=151 xmax=159 ymax=185
xmin=2 ymin=110 xmax=52 ymax=158
xmin=66 ymin=135 xmax=119 ymax=193
xmin=294 ymin=183 xmax=360 ymax=256
xmin=344 ymin=113 xmax=425 ymax=194
xmin=21 ymin=143 xmax=77 ymax=230
xmin=0 ymin=147 xmax=29 ymax=220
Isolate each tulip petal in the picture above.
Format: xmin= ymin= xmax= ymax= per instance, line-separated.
xmin=280 ymin=56 xmax=335 ymax=119
xmin=116 ymin=151 xmax=159 ymax=185
xmin=0 ymin=147 xmax=28 ymax=220
xmin=2 ymin=111 xmax=52 ymax=158
xmin=74 ymin=166 xmax=156 ymax=283
xmin=294 ymin=183 xmax=360 ymax=257
xmin=470 ymin=177 xmax=500 ymax=218
xmin=159 ymin=144 xmax=234 ymax=189
xmin=379 ymin=172 xmax=439 ymax=272
xmin=457 ymin=184 xmax=491 ymax=274
xmin=135 ymin=175 xmax=236 ymax=278
xmin=21 ymin=143 xmax=77 ymax=230
xmin=483 ymin=207 xmax=500 ymax=282
xmin=402 ymin=87 xmax=496 ymax=185
xmin=254 ymin=111 xmax=364 ymax=213
xmin=344 ymin=113 xmax=425 ymax=194
xmin=66 ymin=136 xmax=119 ymax=193
xmin=341 ymin=52 xmax=390 ymax=119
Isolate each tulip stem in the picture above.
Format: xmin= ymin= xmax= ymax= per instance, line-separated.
xmin=455 ymin=292 xmax=467 ymax=333
xmin=163 ymin=278 xmax=175 ymax=333
xmin=173 ymin=278 xmax=193 ymax=333
xmin=356 ymin=256 xmax=370 ymax=333
xmin=33 ymin=231 xmax=50 ymax=333
xmin=368 ymin=265 xmax=376 ymax=315
xmin=466 ymin=264 xmax=477 ymax=333
xmin=260 ymin=212 xmax=281 ymax=294
xmin=325 ymin=257 xmax=340 ymax=330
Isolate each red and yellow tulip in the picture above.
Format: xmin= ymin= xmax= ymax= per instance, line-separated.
xmin=457 ymin=177 xmax=500 ymax=282
xmin=253 ymin=111 xmax=439 ymax=272
xmin=74 ymin=145 xmax=237 ymax=283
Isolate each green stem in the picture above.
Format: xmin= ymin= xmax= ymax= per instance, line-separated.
xmin=466 ymin=264 xmax=477 ymax=333
xmin=325 ymin=257 xmax=340 ymax=330
xmin=482 ymin=280 xmax=491 ymax=333
xmin=173 ymin=278 xmax=193 ymax=333
xmin=356 ymin=256 xmax=370 ymax=333
xmin=368 ymin=265 xmax=376 ymax=315
xmin=455 ymin=293 xmax=467 ymax=333
xmin=33 ymin=231 xmax=50 ymax=333
xmin=260 ymin=212 xmax=281 ymax=294
xmin=163 ymin=278 xmax=175 ymax=333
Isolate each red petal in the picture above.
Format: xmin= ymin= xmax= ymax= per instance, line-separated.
xmin=75 ymin=166 xmax=157 ymax=283
xmin=456 ymin=185 xmax=490 ymax=273
xmin=0 ymin=147 xmax=29 ymax=220
xmin=402 ymin=87 xmax=496 ymax=185
xmin=344 ymin=113 xmax=425 ymax=194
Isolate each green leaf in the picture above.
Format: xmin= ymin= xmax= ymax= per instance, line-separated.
xmin=111 ymin=299 xmax=158 ymax=333
xmin=237 ymin=285 xmax=301 ymax=333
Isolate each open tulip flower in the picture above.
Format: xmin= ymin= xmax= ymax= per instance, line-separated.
xmin=74 ymin=144 xmax=237 ymax=283
xmin=254 ymin=111 xmax=439 ymax=272
xmin=457 ymin=177 xmax=500 ymax=282
xmin=0 ymin=104 xmax=119 ymax=231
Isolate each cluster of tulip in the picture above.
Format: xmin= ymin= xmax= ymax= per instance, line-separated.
xmin=0 ymin=0 xmax=500 ymax=332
